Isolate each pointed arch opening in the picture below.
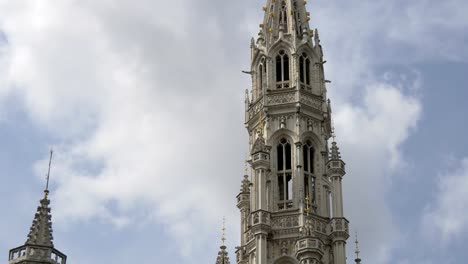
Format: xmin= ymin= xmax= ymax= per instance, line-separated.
xmin=299 ymin=52 xmax=311 ymax=89
xmin=280 ymin=1 xmax=288 ymax=32
xmin=277 ymin=137 xmax=293 ymax=210
xmin=303 ymin=140 xmax=316 ymax=205
xmin=275 ymin=50 xmax=290 ymax=89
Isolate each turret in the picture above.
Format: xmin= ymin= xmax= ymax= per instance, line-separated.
xmin=327 ymin=140 xmax=350 ymax=264
xmin=237 ymin=1 xmax=352 ymax=263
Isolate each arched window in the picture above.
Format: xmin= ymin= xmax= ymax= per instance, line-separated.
xmin=280 ymin=1 xmax=288 ymax=30
xmin=277 ymin=138 xmax=293 ymax=210
xmin=299 ymin=53 xmax=311 ymax=87
xmin=303 ymin=140 xmax=316 ymax=204
xmin=276 ymin=50 xmax=290 ymax=89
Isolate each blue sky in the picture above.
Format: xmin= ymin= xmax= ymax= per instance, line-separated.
xmin=0 ymin=0 xmax=468 ymax=263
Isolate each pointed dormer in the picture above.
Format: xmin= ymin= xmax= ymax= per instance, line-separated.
xmin=9 ymin=151 xmax=67 ymax=264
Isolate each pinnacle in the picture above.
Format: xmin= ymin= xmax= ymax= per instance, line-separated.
xmin=330 ymin=141 xmax=342 ymax=160
xmin=258 ymin=0 xmax=313 ymax=43
xmin=25 ymin=191 xmax=54 ymax=248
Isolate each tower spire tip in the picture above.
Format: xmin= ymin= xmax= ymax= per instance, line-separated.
xmin=45 ymin=149 xmax=54 ymax=196
xmin=221 ymin=217 xmax=226 ymax=246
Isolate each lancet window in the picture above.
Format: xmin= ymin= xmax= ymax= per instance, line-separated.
xmin=303 ymin=140 xmax=316 ymax=204
xmin=277 ymin=138 xmax=293 ymax=210
xmin=275 ymin=50 xmax=290 ymax=89
xmin=299 ymin=53 xmax=311 ymax=88
xmin=257 ymin=59 xmax=266 ymax=98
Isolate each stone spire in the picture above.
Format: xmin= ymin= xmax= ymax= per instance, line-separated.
xmin=355 ymin=232 xmax=362 ymax=264
xmin=25 ymin=190 xmax=54 ymax=247
xmin=215 ymin=218 xmax=231 ymax=264
xmin=8 ymin=151 xmax=67 ymax=264
xmin=259 ymin=0 xmax=312 ymax=44
xmin=26 ymin=150 xmax=54 ymax=248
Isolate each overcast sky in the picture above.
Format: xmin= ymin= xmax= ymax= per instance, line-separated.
xmin=0 ymin=0 xmax=468 ymax=263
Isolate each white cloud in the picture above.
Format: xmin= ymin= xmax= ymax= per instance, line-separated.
xmin=422 ymin=158 xmax=468 ymax=244
xmin=335 ymin=81 xmax=421 ymax=263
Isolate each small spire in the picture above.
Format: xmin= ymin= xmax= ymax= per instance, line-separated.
xmin=25 ymin=151 xmax=56 ymax=248
xmin=355 ymin=232 xmax=362 ymax=264
xmin=215 ymin=217 xmax=231 ymax=264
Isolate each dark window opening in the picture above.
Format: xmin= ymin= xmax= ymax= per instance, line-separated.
xmin=278 ymin=175 xmax=285 ymax=200
xmin=303 ymin=146 xmax=308 ymax=172
xmin=276 ymin=55 xmax=282 ymax=82
xmin=303 ymin=140 xmax=316 ymax=203
xmin=285 ymin=142 xmax=291 ymax=170
xmin=300 ymin=53 xmax=311 ymax=86
xmin=299 ymin=56 xmax=305 ymax=83
xmin=276 ymin=50 xmax=290 ymax=88
xmin=277 ymin=144 xmax=284 ymax=171
xmin=278 ymin=138 xmax=293 ymax=209
xmin=283 ymin=55 xmax=290 ymax=81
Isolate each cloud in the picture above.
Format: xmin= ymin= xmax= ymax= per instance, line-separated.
xmin=0 ymin=0 xmax=249 ymax=257
xmin=422 ymin=157 xmax=468 ymax=244
xmin=335 ymin=81 xmax=421 ymax=263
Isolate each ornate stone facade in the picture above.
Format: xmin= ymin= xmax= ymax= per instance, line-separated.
xmin=235 ymin=1 xmax=351 ymax=264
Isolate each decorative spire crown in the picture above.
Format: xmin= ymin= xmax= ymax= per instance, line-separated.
xmin=258 ymin=0 xmax=313 ymax=44
xmin=215 ymin=218 xmax=231 ymax=264
xmin=355 ymin=232 xmax=362 ymax=264
xmin=26 ymin=150 xmax=55 ymax=247
xmin=330 ymin=124 xmax=341 ymax=160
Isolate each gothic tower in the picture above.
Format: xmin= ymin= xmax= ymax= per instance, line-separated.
xmin=235 ymin=1 xmax=350 ymax=264
xmin=8 ymin=153 xmax=67 ymax=264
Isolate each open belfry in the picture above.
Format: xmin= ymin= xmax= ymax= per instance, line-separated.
xmin=215 ymin=0 xmax=357 ymax=264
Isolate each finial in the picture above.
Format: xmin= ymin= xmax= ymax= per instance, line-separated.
xmin=331 ymin=119 xmax=336 ymax=142
xmin=45 ymin=149 xmax=53 ymax=196
xmin=355 ymin=231 xmax=362 ymax=263
xmin=221 ymin=217 xmax=226 ymax=246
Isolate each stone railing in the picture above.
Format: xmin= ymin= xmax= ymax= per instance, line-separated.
xmin=252 ymin=152 xmax=269 ymax=162
xmin=251 ymin=210 xmax=271 ymax=226
xmin=277 ymin=200 xmax=294 ymax=210
xmin=266 ymin=91 xmax=296 ymax=106
xmin=271 ymin=214 xmax=300 ymax=229
xmin=247 ymin=99 xmax=264 ymax=120
xmin=330 ymin=218 xmax=350 ymax=241
xmin=296 ymin=237 xmax=324 ymax=253
xmin=330 ymin=218 xmax=349 ymax=233
xmin=9 ymin=246 xmax=67 ymax=264
xmin=299 ymin=91 xmax=323 ymax=111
